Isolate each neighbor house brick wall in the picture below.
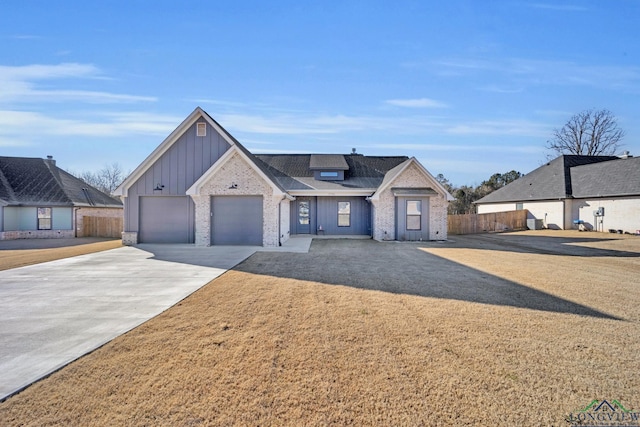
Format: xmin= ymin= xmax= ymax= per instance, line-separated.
xmin=0 ymin=230 xmax=75 ymax=240
xmin=572 ymin=196 xmax=640 ymax=233
xmin=372 ymin=162 xmax=449 ymax=241
xmin=192 ymin=151 xmax=281 ymax=247
xmin=75 ymin=207 xmax=123 ymax=237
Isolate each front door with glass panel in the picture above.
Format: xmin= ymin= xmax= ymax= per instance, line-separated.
xmin=297 ymin=199 xmax=311 ymax=234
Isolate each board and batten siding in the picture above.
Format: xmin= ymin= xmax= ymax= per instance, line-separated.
xmin=316 ymin=196 xmax=371 ymax=235
xmin=289 ymin=196 xmax=371 ymax=235
xmin=123 ymin=121 xmax=231 ymax=233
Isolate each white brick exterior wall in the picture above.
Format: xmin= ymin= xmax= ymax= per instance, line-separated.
xmin=191 ymin=151 xmax=282 ymax=247
xmin=280 ymin=198 xmax=291 ymax=244
xmin=571 ymin=196 xmax=640 ymax=233
xmin=476 ymin=203 xmax=517 ymax=214
xmin=371 ymin=162 xmax=449 ymax=241
xmin=121 ymin=231 xmax=138 ymax=245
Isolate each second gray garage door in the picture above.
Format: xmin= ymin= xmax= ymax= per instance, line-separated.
xmin=211 ymin=196 xmax=263 ymax=245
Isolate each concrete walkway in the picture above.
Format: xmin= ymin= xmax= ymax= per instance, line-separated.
xmin=0 ymin=237 xmax=311 ymax=401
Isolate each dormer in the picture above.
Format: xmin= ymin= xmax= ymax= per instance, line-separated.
xmin=309 ymin=154 xmax=349 ymax=181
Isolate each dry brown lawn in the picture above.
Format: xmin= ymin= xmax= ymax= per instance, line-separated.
xmin=0 ymin=239 xmax=123 ymax=271
xmin=0 ymin=231 xmax=639 ymax=426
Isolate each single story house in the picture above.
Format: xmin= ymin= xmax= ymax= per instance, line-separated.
xmin=114 ymin=107 xmax=453 ymax=246
xmin=0 ymin=156 xmax=123 ymax=240
xmin=475 ymin=154 xmax=640 ymax=233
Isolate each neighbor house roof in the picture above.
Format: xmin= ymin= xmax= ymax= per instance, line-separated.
xmin=475 ymin=155 xmax=627 ymax=204
xmin=0 ymin=156 xmax=123 ymax=208
xmin=570 ymin=156 xmax=640 ymax=198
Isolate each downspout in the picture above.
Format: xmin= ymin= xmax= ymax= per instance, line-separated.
xmin=278 ymin=195 xmax=287 ymax=246
xmin=74 ymin=207 xmax=80 ymax=238
xmin=365 ymin=193 xmax=374 ymax=238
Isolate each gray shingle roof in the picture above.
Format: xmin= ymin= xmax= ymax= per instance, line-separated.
xmin=475 ymin=155 xmax=629 ymax=204
xmin=0 ymin=156 xmax=122 ymax=207
xmin=571 ymin=156 xmax=640 ymax=197
xmin=254 ymin=154 xmax=409 ymax=191
xmin=309 ymin=154 xmax=349 ymax=170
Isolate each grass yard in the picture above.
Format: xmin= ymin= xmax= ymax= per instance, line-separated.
xmin=0 ymin=238 xmax=122 ymax=271
xmin=0 ymin=231 xmax=638 ymax=426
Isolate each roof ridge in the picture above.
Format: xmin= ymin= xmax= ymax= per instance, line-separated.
xmin=43 ymin=160 xmax=74 ymax=204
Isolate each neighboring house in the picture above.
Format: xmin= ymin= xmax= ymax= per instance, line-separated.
xmin=114 ymin=107 xmax=453 ymax=247
xmin=475 ymin=154 xmax=640 ymax=233
xmin=0 ymin=156 xmax=123 ymax=240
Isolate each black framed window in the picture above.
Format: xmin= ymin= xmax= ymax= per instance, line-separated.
xmin=37 ymin=207 xmax=52 ymax=230
xmin=338 ymin=201 xmax=351 ymax=227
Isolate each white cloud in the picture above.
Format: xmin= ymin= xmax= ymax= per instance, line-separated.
xmin=0 ymin=63 xmax=99 ymax=80
xmin=385 ymin=98 xmax=448 ymax=108
xmin=478 ymin=85 xmax=524 ymax=94
xmin=372 ymin=143 xmax=541 ymax=153
xmin=219 ymin=112 xmax=447 ymax=136
xmin=432 ymin=57 xmax=640 ymax=92
xmin=526 ymin=3 xmax=588 ymax=12
xmin=0 ymin=63 xmax=156 ymax=104
xmin=0 ymin=110 xmax=179 ymax=142
xmin=446 ymin=119 xmax=550 ymax=137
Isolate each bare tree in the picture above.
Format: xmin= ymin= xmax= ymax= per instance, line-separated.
xmin=547 ymin=109 xmax=624 ymax=156
xmin=79 ymin=163 xmax=127 ymax=195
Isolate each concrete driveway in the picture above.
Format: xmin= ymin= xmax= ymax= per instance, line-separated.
xmin=0 ymin=239 xmax=311 ymax=401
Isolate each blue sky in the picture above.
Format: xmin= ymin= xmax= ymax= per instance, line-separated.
xmin=1 ymin=1 xmax=638 ymax=186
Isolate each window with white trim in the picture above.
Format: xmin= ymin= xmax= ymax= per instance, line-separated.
xmin=196 ymin=122 xmax=207 ymax=137
xmin=338 ymin=202 xmax=351 ymax=227
xmin=406 ymin=200 xmax=421 ymax=230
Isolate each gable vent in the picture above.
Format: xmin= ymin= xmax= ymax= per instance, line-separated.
xmin=196 ymin=122 xmax=206 ymax=137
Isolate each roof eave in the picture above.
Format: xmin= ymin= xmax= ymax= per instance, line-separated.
xmin=288 ymin=189 xmax=377 ymax=197
xmin=186 ymin=145 xmax=286 ymax=197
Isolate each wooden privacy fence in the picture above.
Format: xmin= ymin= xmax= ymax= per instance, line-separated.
xmin=448 ymin=210 xmax=529 ymax=235
xmin=82 ymin=216 xmax=123 ymax=238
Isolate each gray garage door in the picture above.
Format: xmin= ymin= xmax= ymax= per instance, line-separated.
xmin=211 ymin=196 xmax=263 ymax=245
xmin=139 ymin=196 xmax=194 ymax=243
